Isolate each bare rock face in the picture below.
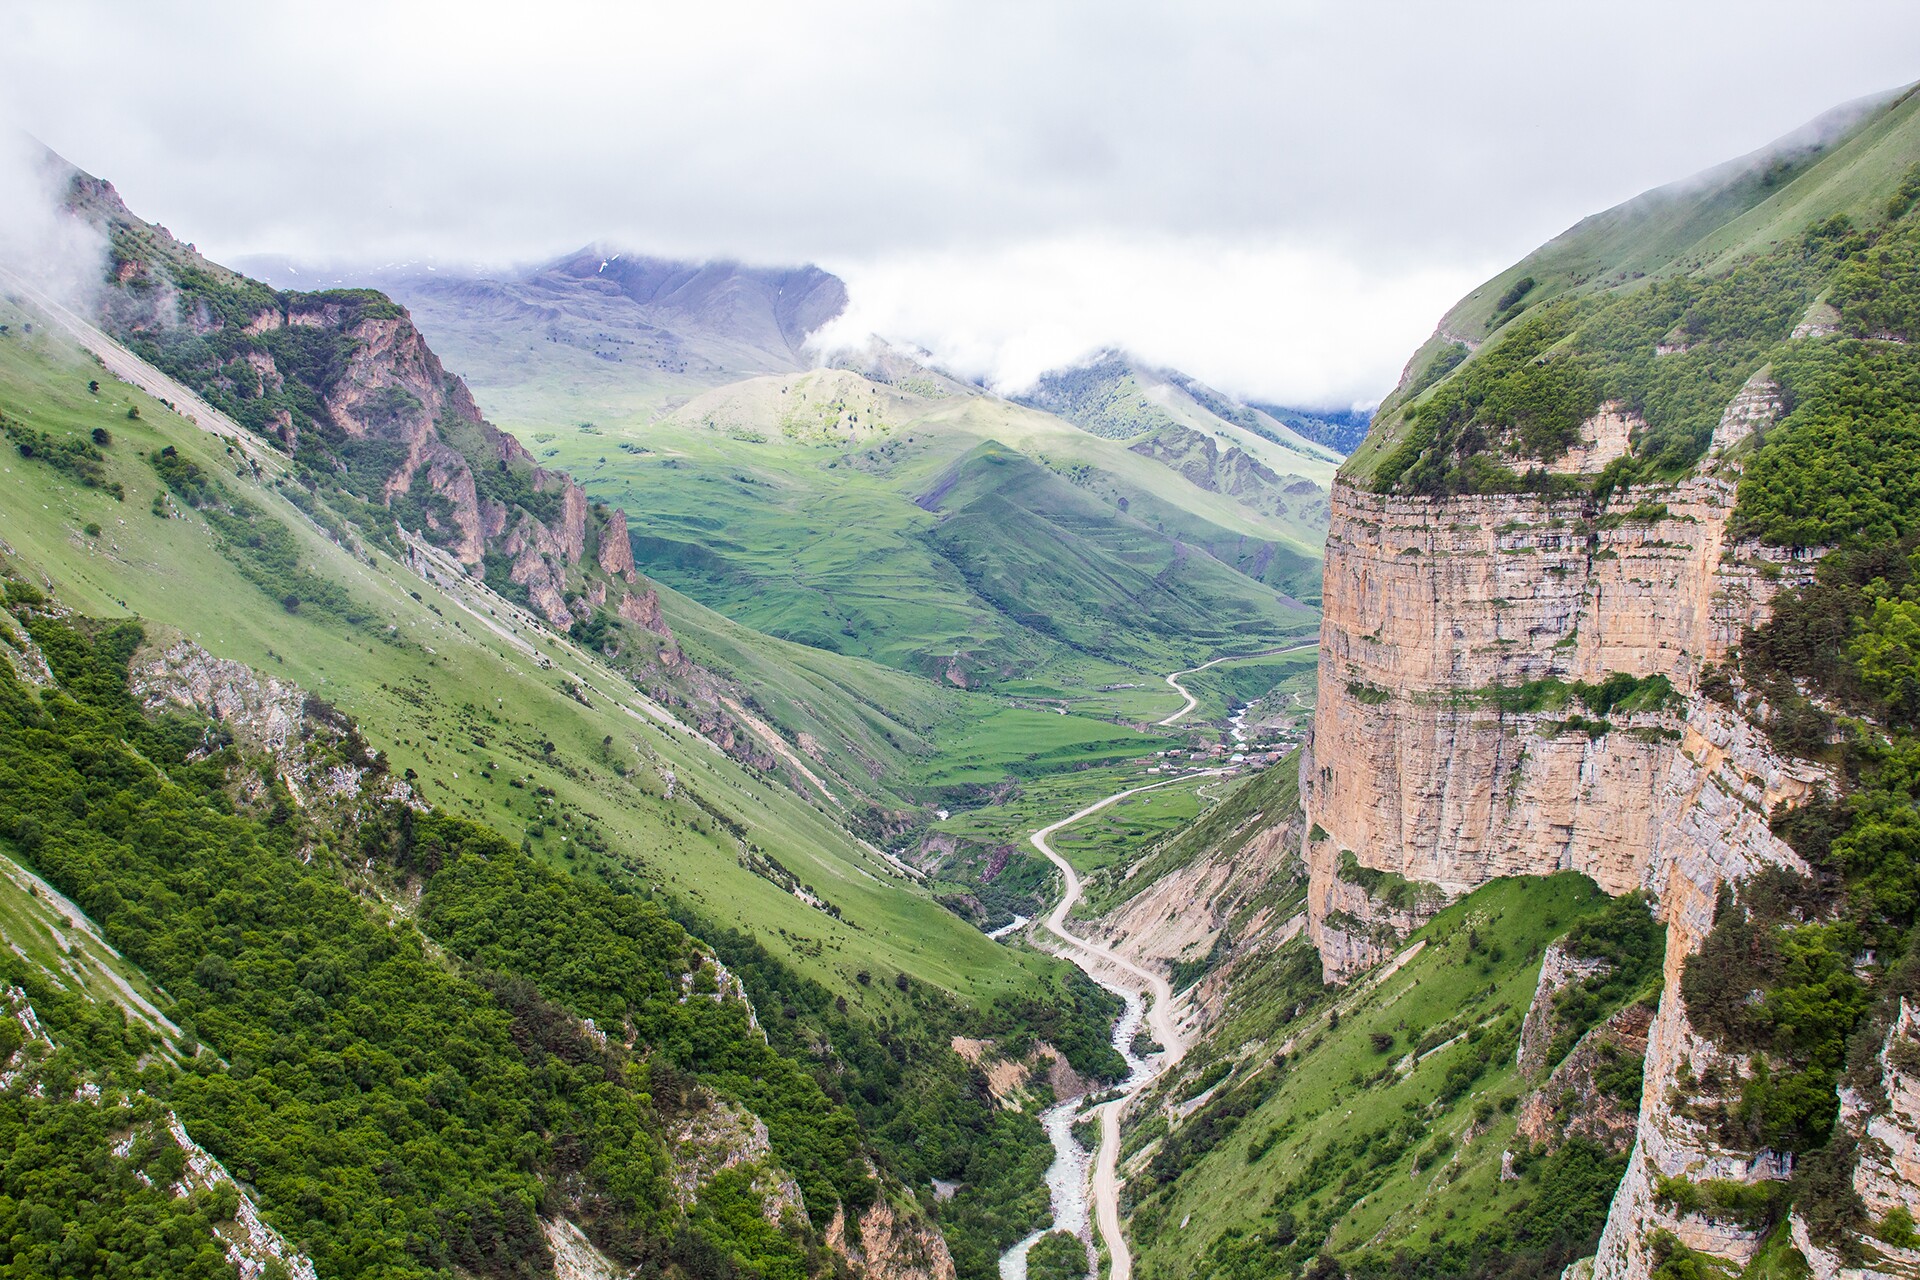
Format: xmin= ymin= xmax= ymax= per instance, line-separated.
xmin=1295 ymin=378 xmax=1857 ymax=1277
xmin=1515 ymin=1002 xmax=1652 ymax=1155
xmin=540 ymin=1218 xmax=623 ymax=1280
xmin=167 ymin=1111 xmax=320 ymax=1280
xmin=128 ymin=636 xmax=307 ymax=755
xmin=1303 ymin=820 xmax=1447 ymax=979
xmin=1853 ymin=1001 xmax=1920 ymax=1231
xmin=825 ymin=1196 xmax=959 ymax=1280
xmin=666 ymin=1092 xmax=806 ymax=1226
xmin=1303 ymin=388 xmax=1813 ymax=978
xmin=125 ymin=634 xmax=413 ymax=814
xmin=597 ymin=506 xmax=638 ymax=578
xmin=1516 ymin=941 xmax=1615 ymax=1081
xmin=1791 ymin=999 xmax=1920 ymax=1278
xmin=618 ymin=586 xmax=674 ymax=641
xmin=69 ymin=166 xmax=647 ymax=633
xmin=0 ymin=609 xmax=55 ymax=687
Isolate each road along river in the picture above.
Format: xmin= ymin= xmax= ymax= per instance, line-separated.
xmin=998 ymin=770 xmax=1229 ymax=1280
xmin=1156 ymin=642 xmax=1319 ymax=727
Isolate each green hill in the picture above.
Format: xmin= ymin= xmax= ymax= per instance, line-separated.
xmin=0 ymin=272 xmax=1143 ymax=1278
xmin=534 ymin=367 xmax=1323 ymax=694
xmin=1350 ymin=82 xmax=1920 ymax=488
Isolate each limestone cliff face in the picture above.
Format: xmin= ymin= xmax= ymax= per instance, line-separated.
xmin=1303 ymin=383 xmax=1806 ymax=977
xmin=1295 ymin=381 xmax=1874 ymax=1276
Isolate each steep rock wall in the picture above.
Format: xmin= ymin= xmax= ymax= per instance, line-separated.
xmin=1296 ymin=383 xmax=1864 ymax=1276
xmin=1304 ymin=387 xmax=1803 ymax=975
xmin=68 ymin=168 xmax=637 ymax=632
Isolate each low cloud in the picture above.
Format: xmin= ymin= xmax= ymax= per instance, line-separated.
xmin=0 ymin=131 xmax=106 ymax=314
xmin=815 ymin=234 xmax=1489 ymax=410
xmin=6 ymin=2 xmax=1918 ymax=407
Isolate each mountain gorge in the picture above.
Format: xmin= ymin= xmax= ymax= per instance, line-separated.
xmin=1093 ymin=83 xmax=1920 ymax=1280
xmin=0 ymin=157 xmax=1182 ymax=1280
xmin=7 ymin=63 xmax=1920 ymax=1280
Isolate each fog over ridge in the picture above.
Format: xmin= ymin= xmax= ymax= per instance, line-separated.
xmin=5 ymin=1 xmax=1919 ymax=406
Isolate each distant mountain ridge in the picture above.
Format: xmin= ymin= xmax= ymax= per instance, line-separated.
xmin=245 ymin=249 xmax=851 ymax=430
xmin=1015 ymin=347 xmax=1355 ymax=460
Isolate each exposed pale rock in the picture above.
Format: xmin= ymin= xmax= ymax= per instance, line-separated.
xmin=1855 ymin=1001 xmax=1920 ymax=1220
xmin=825 ymin=1196 xmax=958 ymax=1280
xmin=1516 ymin=942 xmax=1614 ymax=1081
xmin=1295 ymin=381 xmax=1859 ymax=1277
xmin=598 ymin=506 xmax=637 ymax=577
xmin=540 ymin=1218 xmax=623 ymax=1280
xmin=667 ymin=1093 xmax=805 ymax=1225
xmin=1545 ymin=404 xmax=1637 ymax=475
xmin=167 ymin=1111 xmax=319 ymax=1280
xmin=1515 ymin=1003 xmax=1652 ymax=1154
xmin=129 ymin=637 xmax=306 ymax=754
xmin=618 ymin=586 xmax=673 ymax=640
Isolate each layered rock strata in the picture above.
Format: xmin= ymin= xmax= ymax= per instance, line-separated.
xmin=1295 ymin=381 xmax=1882 ymax=1276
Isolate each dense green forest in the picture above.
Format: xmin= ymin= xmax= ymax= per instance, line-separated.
xmin=0 ymin=587 xmax=1119 ymax=1279
xmin=1690 ymin=213 xmax=1920 ymax=1253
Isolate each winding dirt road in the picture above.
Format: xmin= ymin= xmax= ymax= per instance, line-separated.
xmin=1155 ymin=642 xmax=1318 ymax=727
xmin=1029 ymin=771 xmax=1226 ymax=1280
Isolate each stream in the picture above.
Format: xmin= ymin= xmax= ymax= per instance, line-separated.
xmin=993 ymin=765 xmax=1223 ymax=1280
xmin=998 ymin=985 xmax=1152 ymax=1280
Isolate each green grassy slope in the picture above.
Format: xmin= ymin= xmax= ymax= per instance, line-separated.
xmin=0 ymin=297 xmax=1057 ymax=1010
xmin=920 ymin=442 xmax=1318 ymax=670
xmin=1351 ymin=82 xmax=1920 ymax=483
xmin=536 ymin=369 xmax=1322 ymax=688
xmin=1129 ymin=875 xmax=1639 ymax=1280
xmin=1015 ymin=350 xmax=1342 ymax=474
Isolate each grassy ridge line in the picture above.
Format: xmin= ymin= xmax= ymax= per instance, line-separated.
xmin=0 ymin=297 xmax=1059 ymax=1010
xmin=1347 ymin=83 xmax=1920 ymax=484
xmin=532 ymin=370 xmax=1323 ymax=685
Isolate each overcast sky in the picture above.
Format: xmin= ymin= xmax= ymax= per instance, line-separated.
xmin=6 ymin=2 xmax=1920 ymax=407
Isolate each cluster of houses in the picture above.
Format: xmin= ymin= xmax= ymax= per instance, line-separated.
xmin=1142 ymin=739 xmax=1294 ymax=774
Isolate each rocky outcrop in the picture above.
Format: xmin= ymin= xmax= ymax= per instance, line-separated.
xmin=3 ymin=986 xmax=315 ymax=1280
xmin=1304 ymin=823 xmax=1446 ymax=979
xmin=1515 ymin=1003 xmax=1652 ymax=1155
xmin=667 ymin=1093 xmax=806 ymax=1226
xmin=0 ymin=604 xmax=54 ymax=687
xmin=1516 ymin=941 xmax=1616 ymax=1081
xmin=166 ymin=1111 xmax=320 ymax=1280
xmin=540 ymin=1218 xmax=624 ymax=1280
xmin=129 ymin=635 xmax=308 ymax=755
xmin=1852 ymin=1001 xmax=1920 ymax=1231
xmin=65 ymin=165 xmax=647 ymax=633
xmin=825 ymin=1196 xmax=959 ymax=1280
xmin=126 ymin=634 xmax=413 ymax=812
xmin=597 ymin=506 xmax=638 ymax=577
xmin=617 ymin=584 xmax=673 ymax=640
xmin=1791 ymin=999 xmax=1920 ymax=1278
